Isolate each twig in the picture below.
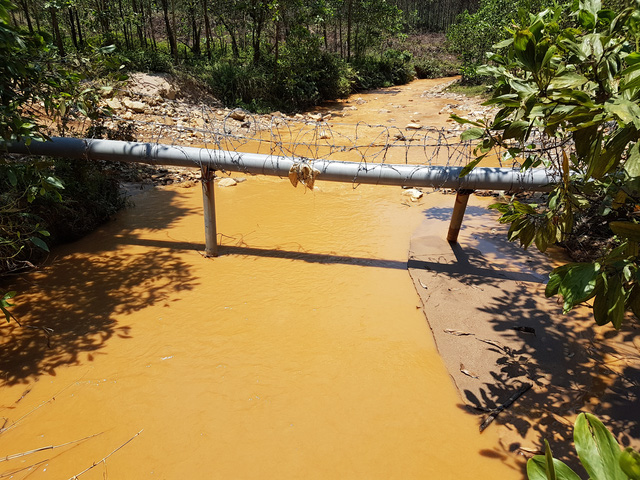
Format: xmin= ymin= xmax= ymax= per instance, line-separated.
xmin=0 ymin=459 xmax=49 ymax=478
xmin=1 ymin=373 xmax=88 ymax=434
xmin=479 ymin=383 xmax=532 ymax=432
xmin=67 ymin=429 xmax=143 ymax=480
xmin=0 ymin=432 xmax=102 ymax=462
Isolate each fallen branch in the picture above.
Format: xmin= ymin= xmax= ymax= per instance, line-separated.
xmin=0 ymin=373 xmax=88 ymax=434
xmin=68 ymin=429 xmax=143 ymax=480
xmin=0 ymin=459 xmax=48 ymax=478
xmin=479 ymin=383 xmax=532 ymax=432
xmin=0 ymin=432 xmax=102 ymax=462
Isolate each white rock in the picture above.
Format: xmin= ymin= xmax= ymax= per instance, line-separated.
xmin=123 ymin=98 xmax=147 ymax=113
xmin=308 ymin=113 xmax=323 ymax=122
xmin=403 ymin=188 xmax=423 ymax=199
xmin=406 ymin=123 xmax=422 ymax=130
xmin=230 ymin=110 xmax=246 ymax=121
xmin=106 ymin=98 xmax=122 ymax=110
xmin=217 ymin=178 xmax=238 ymax=187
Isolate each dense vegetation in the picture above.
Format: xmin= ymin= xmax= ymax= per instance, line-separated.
xmin=459 ymin=0 xmax=640 ymax=328
xmin=5 ymin=0 xmax=477 ymax=111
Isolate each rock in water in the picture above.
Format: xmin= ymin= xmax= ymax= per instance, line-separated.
xmin=217 ymin=178 xmax=238 ymax=187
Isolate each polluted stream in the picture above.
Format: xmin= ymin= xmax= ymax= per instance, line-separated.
xmin=0 ymin=79 xmax=523 ymax=478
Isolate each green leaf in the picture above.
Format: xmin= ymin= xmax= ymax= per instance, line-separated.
xmin=44 ymin=175 xmax=64 ymax=189
xmin=493 ymin=38 xmax=514 ymax=49
xmin=626 ymin=52 xmax=640 ymax=66
xmin=461 ymin=127 xmax=485 ymax=141
xmin=450 ymin=114 xmax=484 ymax=127
xmin=7 ymin=168 xmax=17 ymax=186
xmin=578 ymin=9 xmax=596 ymax=29
xmin=605 ymin=99 xmax=640 ymax=129
xmin=574 ymin=412 xmax=625 ymax=480
xmin=624 ymin=142 xmax=640 ymax=178
xmin=527 ymin=454 xmax=581 ymax=480
xmin=559 ymin=263 xmax=600 ymax=311
xmin=459 ymin=155 xmax=485 ymax=177
xmin=514 ymin=29 xmax=534 ymax=52
xmin=29 ymin=236 xmax=49 ymax=252
xmin=610 ymin=221 xmax=640 ymax=242
xmin=549 ymin=72 xmax=589 ymax=89
xmin=620 ymin=447 xmax=640 ymax=480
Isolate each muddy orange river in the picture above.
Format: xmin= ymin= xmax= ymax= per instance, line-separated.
xmin=0 ymin=79 xmax=522 ymax=478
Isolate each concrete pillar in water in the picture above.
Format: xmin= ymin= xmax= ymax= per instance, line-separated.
xmin=201 ymin=167 xmax=218 ymax=257
xmin=446 ymin=189 xmax=474 ymax=244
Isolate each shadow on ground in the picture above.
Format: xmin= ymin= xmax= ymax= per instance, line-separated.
xmin=0 ymin=188 xmax=201 ymax=386
xmin=408 ymin=201 xmax=640 ymax=472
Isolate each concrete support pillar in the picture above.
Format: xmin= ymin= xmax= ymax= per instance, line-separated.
xmin=446 ymin=189 xmax=474 ymax=244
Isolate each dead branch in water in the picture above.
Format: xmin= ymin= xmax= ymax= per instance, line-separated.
xmin=0 ymin=432 xmax=102 ymax=462
xmin=479 ymin=383 xmax=532 ymax=432
xmin=0 ymin=459 xmax=49 ymax=478
xmin=67 ymin=429 xmax=143 ymax=480
xmin=0 ymin=373 xmax=88 ymax=434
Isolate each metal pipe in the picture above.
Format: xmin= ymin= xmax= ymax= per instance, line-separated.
xmin=5 ymin=137 xmax=560 ymax=192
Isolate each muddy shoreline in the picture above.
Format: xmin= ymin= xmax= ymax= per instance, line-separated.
xmin=407 ymin=194 xmax=640 ymax=470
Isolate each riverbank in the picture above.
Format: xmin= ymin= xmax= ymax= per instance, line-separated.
xmin=408 ymin=194 xmax=640 ymax=470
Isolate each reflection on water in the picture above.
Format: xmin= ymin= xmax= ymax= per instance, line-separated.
xmin=0 ymin=177 xmax=521 ymax=479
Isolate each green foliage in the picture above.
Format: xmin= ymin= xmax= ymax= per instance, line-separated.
xmin=456 ymin=0 xmax=640 ymax=328
xmin=447 ymin=0 xmax=558 ymax=84
xmin=527 ymin=413 xmax=640 ymax=480
xmin=413 ymin=57 xmax=459 ymax=79
xmin=352 ymin=49 xmax=415 ymax=89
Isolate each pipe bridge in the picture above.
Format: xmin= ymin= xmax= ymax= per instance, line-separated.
xmin=5 ymin=137 xmax=560 ymax=256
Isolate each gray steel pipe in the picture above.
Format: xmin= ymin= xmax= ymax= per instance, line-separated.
xmin=5 ymin=137 xmax=560 ymax=192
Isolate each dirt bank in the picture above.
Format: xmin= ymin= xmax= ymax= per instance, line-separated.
xmin=407 ymin=194 xmax=640 ymax=470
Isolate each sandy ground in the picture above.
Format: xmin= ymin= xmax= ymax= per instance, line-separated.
xmin=407 ymin=193 xmax=640 ymax=470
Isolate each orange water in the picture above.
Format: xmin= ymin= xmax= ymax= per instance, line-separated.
xmin=0 ymin=79 xmax=522 ymax=479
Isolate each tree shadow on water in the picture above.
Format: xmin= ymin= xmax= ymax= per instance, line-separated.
xmin=0 ymin=187 xmax=201 ymax=386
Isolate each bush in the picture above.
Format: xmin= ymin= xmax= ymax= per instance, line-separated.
xmin=120 ymin=48 xmax=174 ymax=73
xmin=352 ymin=50 xmax=414 ymax=90
xmin=0 ymin=157 xmax=126 ymax=271
xmin=413 ymin=58 xmax=459 ymax=79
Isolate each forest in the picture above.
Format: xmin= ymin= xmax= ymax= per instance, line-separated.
xmin=3 ymin=0 xmax=548 ymax=110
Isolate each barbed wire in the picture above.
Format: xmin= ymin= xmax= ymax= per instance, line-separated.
xmin=43 ymin=93 xmax=567 ymax=193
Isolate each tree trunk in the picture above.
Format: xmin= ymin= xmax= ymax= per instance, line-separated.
xmin=75 ymin=9 xmax=84 ymax=48
xmin=202 ymin=0 xmax=212 ymax=59
xmin=19 ymin=0 xmax=33 ymax=33
xmin=50 ymin=7 xmax=65 ymax=56
xmin=68 ymin=8 xmax=78 ymax=50
xmin=159 ymin=0 xmax=178 ymax=59
xmin=346 ymin=0 xmax=352 ymax=61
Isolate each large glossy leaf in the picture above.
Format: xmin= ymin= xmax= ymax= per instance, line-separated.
xmin=527 ymin=456 xmax=581 ymax=480
xmin=559 ymin=263 xmax=600 ymax=311
xmin=549 ymin=72 xmax=589 ymax=89
xmin=624 ymin=142 xmax=640 ymax=177
xmin=574 ymin=413 xmax=625 ymax=480
xmin=460 ymin=127 xmax=484 ymax=141
xmin=605 ymin=98 xmax=640 ymax=129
